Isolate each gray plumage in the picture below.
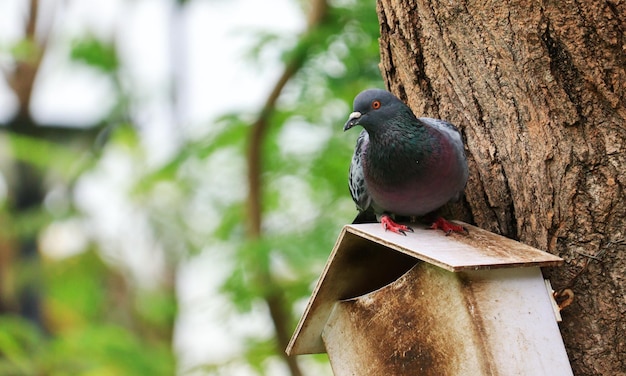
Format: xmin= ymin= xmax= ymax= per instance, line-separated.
xmin=344 ymin=89 xmax=468 ymax=230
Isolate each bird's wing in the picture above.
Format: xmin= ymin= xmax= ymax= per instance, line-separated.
xmin=418 ymin=117 xmax=464 ymax=150
xmin=419 ymin=117 xmax=468 ymax=201
xmin=349 ymin=129 xmax=372 ymax=215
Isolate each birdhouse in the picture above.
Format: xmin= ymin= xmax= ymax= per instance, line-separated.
xmin=287 ymin=222 xmax=572 ymax=375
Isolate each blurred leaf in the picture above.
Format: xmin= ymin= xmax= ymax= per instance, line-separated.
xmin=135 ymin=114 xmax=248 ymax=193
xmin=212 ymin=202 xmax=246 ymax=240
xmin=221 ymin=238 xmax=273 ymax=313
xmin=110 ymin=122 xmax=140 ymax=149
xmin=7 ymin=133 xmax=88 ymax=179
xmin=10 ymin=39 xmax=40 ymax=62
xmin=0 ymin=316 xmax=42 ymax=374
xmin=134 ymin=289 xmax=177 ymax=330
xmin=70 ymin=36 xmax=119 ymax=73
xmin=44 ymin=251 xmax=108 ymax=327
xmin=1 ymin=206 xmax=53 ymax=240
xmin=48 ymin=324 xmax=174 ymax=375
xmin=243 ymin=30 xmax=290 ymax=64
xmin=40 ymin=251 xmax=174 ymax=374
xmin=221 ymin=265 xmax=255 ymax=313
xmin=242 ymin=337 xmax=276 ymax=373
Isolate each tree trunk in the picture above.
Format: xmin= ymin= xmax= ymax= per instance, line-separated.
xmin=376 ymin=0 xmax=626 ymax=374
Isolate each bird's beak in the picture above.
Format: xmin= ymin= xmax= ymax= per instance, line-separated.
xmin=343 ymin=111 xmax=362 ymax=131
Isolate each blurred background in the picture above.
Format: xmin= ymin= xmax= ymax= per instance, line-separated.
xmin=0 ymin=0 xmax=383 ymax=374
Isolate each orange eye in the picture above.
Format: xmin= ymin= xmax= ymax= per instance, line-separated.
xmin=371 ymin=100 xmax=381 ymax=109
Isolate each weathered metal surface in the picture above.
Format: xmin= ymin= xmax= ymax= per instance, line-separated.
xmin=458 ymin=267 xmax=572 ymax=375
xmin=322 ymin=263 xmax=572 ymax=375
xmin=287 ymin=227 xmax=419 ymax=355
xmin=287 ymin=222 xmax=564 ymax=355
xmin=322 ymin=262 xmax=490 ymax=375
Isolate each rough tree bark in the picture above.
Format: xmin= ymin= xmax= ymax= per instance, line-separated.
xmin=376 ymin=0 xmax=625 ymax=374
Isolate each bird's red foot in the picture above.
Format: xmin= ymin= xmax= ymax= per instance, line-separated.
xmin=381 ymin=215 xmax=414 ymax=236
xmin=429 ymin=217 xmax=468 ymax=236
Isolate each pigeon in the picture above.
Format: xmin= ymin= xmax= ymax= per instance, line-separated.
xmin=344 ymin=88 xmax=468 ymax=235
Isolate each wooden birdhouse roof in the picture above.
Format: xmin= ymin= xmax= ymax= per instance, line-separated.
xmin=287 ymin=221 xmax=563 ymax=355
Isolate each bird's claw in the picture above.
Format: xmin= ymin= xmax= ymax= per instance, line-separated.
xmin=428 ymin=217 xmax=468 ymax=236
xmin=381 ymin=215 xmax=413 ymax=235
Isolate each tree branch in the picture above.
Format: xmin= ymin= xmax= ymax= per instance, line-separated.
xmin=245 ymin=0 xmax=328 ymax=374
xmin=7 ymin=0 xmax=52 ymax=122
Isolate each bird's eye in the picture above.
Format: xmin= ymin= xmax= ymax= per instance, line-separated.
xmin=371 ymin=100 xmax=381 ymax=109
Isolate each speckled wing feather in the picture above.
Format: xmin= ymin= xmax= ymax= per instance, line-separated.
xmin=348 ymin=129 xmax=374 ymax=223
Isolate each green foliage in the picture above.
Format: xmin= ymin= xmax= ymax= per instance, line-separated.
xmin=0 ymin=252 xmax=175 ymax=375
xmin=242 ymin=337 xmax=278 ymax=373
xmin=1 ymin=0 xmax=384 ymax=374
xmin=0 ymin=315 xmax=43 ymax=374
xmin=70 ymin=35 xmax=119 ymax=73
xmin=45 ymin=250 xmax=109 ymax=322
xmin=9 ymin=39 xmax=40 ymax=63
xmin=7 ymin=133 xmax=89 ymax=179
xmin=135 ymin=290 xmax=177 ymax=331
xmin=160 ymin=1 xmax=383 ymax=372
xmin=149 ymin=0 xmax=383 ymax=372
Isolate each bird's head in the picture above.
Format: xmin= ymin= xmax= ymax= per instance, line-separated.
xmin=343 ymin=89 xmax=411 ymax=132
